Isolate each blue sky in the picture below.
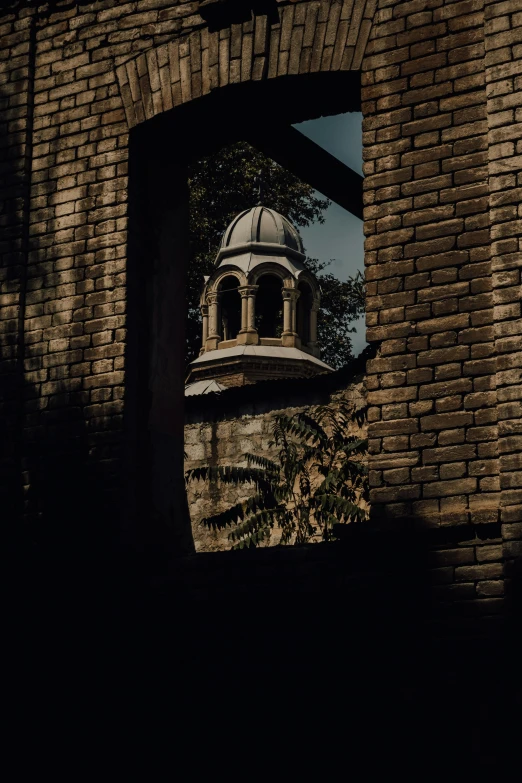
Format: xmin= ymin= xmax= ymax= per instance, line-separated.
xmin=293 ymin=112 xmax=367 ymax=356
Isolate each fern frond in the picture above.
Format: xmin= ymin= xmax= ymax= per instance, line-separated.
xmin=336 ymin=460 xmax=368 ymax=485
xmin=200 ymin=493 xmax=272 ymax=530
xmin=244 ymin=453 xmax=279 ymax=473
xmin=231 ymin=526 xmax=271 ymax=550
xmin=186 ymin=465 xmax=275 ymax=489
xmin=290 ymin=412 xmax=328 ymax=444
xmin=273 ymin=414 xmax=325 ymax=446
xmin=340 ymin=438 xmax=368 ymax=455
xmin=301 ymin=445 xmax=325 ymax=465
xmin=299 ymin=471 xmax=311 ymax=498
xmin=228 ymin=507 xmax=278 ymax=542
xmin=313 ymin=494 xmax=368 ymax=523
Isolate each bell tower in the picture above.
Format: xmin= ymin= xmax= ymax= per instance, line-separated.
xmin=185 ymin=205 xmax=332 ymax=394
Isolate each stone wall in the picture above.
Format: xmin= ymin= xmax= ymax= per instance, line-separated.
xmin=185 ymin=367 xmax=366 ymax=551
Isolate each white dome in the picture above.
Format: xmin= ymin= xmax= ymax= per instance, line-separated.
xmin=217 ymin=206 xmax=305 ymax=264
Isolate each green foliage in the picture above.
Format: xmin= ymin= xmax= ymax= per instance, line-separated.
xmin=186 ymin=141 xmax=364 ymax=368
xmin=185 ymin=401 xmax=368 ymax=550
xmin=308 ymin=262 xmax=365 ymax=370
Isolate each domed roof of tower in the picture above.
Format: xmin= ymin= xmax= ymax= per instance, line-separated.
xmin=216 ymin=206 xmax=305 ymax=265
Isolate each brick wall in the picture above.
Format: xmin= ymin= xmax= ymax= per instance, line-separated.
xmin=0 ymin=0 xmax=519 ymax=618
xmin=0 ymin=1 xmax=211 ymax=554
xmin=484 ymin=0 xmax=522 ymax=606
xmin=1 ymin=0 xmax=377 ymax=557
xmin=364 ymin=0 xmax=495 ymax=527
xmin=0 ymin=6 xmax=34 ymax=528
xmin=363 ymin=0 xmax=521 ymax=616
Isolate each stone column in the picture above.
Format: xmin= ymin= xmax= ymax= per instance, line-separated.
xmin=282 ymin=290 xmax=292 ymax=334
xmin=200 ymin=304 xmax=209 ymax=355
xmin=247 ymin=286 xmax=257 ymax=331
xmin=282 ymin=287 xmax=299 ymax=347
xmin=291 ymin=293 xmax=298 ymax=334
xmin=237 ymin=285 xmax=259 ymax=345
xmin=239 ymin=287 xmax=249 ymax=331
xmin=206 ymin=291 xmax=221 ymax=351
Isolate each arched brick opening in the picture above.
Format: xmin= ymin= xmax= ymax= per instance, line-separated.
xmin=125 ymin=70 xmax=368 ymax=557
xmin=115 ymin=2 xmax=377 ymax=558
xmin=115 ymin=0 xmax=376 ymax=130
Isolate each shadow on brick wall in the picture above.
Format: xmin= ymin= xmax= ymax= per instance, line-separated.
xmin=115 ymin=518 xmax=520 ymax=772
xmin=7 ymin=387 xmax=520 ymax=768
xmin=22 ymin=386 xmax=112 ymax=550
xmin=0 ymin=83 xmax=28 ymax=533
xmin=12 ymin=376 xmax=123 ymax=603
xmin=9 ymin=497 xmax=520 ymax=770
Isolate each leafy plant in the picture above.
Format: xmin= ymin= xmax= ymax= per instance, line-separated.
xmin=185 ymin=401 xmax=368 ymax=549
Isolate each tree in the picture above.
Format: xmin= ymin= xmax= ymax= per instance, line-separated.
xmin=187 ymin=141 xmax=364 ymax=368
xmin=185 ymin=401 xmax=368 ymax=549
xmin=307 ymin=261 xmax=365 ymax=369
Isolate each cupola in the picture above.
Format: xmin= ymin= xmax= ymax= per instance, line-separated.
xmin=218 ymin=205 xmax=305 ymax=259
xmin=185 ymin=205 xmax=333 ymax=392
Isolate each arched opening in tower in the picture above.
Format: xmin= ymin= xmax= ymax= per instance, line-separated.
xmin=297 ymin=281 xmax=313 ymax=346
xmin=255 ymin=275 xmax=283 ymax=338
xmin=218 ymin=276 xmax=241 ymax=341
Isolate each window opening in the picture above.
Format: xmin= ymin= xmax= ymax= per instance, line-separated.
xmin=174 ymin=75 xmax=367 ymax=553
xmin=218 ymin=276 xmax=241 ymax=341
xmin=254 ymin=275 xmax=283 ymax=338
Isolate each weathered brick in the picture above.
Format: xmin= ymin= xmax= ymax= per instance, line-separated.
xmin=370 ymin=484 xmax=421 ymax=503
xmin=440 ymin=462 xmax=467 ymax=480
xmin=368 ymin=419 xmax=419 ymax=437
xmin=424 ymin=477 xmax=477 ymax=498
xmin=431 ymin=547 xmax=475 ymax=566
xmin=455 ymin=563 xmax=504 ymax=581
